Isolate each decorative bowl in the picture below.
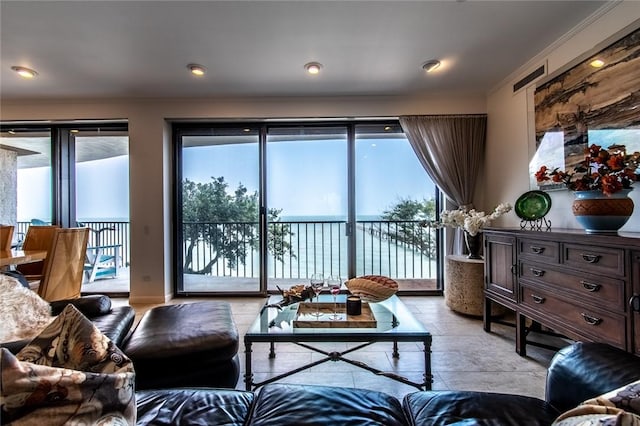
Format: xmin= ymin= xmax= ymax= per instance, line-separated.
xmin=345 ymin=275 xmax=398 ymax=303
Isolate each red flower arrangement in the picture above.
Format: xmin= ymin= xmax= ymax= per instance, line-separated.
xmin=535 ymin=144 xmax=640 ymax=196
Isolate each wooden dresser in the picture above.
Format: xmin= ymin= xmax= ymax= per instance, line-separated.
xmin=483 ymin=228 xmax=640 ymax=356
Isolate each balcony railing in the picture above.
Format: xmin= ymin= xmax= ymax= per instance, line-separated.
xmin=183 ymin=220 xmax=436 ymax=280
xmin=17 ymin=219 xmax=436 ymax=282
xmin=17 ymin=221 xmax=131 ymax=268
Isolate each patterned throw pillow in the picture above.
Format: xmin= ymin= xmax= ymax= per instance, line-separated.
xmin=1 ymin=304 xmax=136 ymax=425
xmin=553 ymin=380 xmax=640 ymax=426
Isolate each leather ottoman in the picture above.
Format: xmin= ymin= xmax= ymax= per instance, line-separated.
xmin=123 ymin=301 xmax=240 ymax=390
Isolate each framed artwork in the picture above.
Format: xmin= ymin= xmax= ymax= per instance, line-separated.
xmin=530 ymin=26 xmax=640 ymax=191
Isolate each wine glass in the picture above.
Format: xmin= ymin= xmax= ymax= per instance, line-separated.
xmin=309 ymin=273 xmax=324 ymax=317
xmin=327 ymin=275 xmax=341 ymax=320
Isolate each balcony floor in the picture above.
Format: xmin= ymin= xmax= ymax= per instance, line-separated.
xmin=82 ymin=269 xmax=437 ymax=296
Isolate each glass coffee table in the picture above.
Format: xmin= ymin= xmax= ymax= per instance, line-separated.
xmin=244 ymin=294 xmax=432 ymax=391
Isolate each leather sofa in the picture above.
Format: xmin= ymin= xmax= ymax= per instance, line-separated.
xmin=133 ymin=341 xmax=639 ymax=425
xmin=2 ymin=296 xmax=639 ymax=425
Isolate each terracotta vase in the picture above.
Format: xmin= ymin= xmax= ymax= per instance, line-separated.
xmin=571 ymin=189 xmax=634 ymax=234
xmin=463 ymin=231 xmax=483 ymax=260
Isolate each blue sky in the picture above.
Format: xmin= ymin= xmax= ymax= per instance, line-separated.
xmin=17 ymin=136 xmax=434 ymax=221
xmin=182 ymin=137 xmax=435 ymax=218
xmin=18 ymin=155 xmax=129 ymax=222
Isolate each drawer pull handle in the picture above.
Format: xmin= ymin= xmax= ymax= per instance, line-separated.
xmin=530 ymin=268 xmax=545 ymax=277
xmin=531 ymin=246 xmax=545 ymax=254
xmin=581 ymin=281 xmax=601 ymax=292
xmin=531 ymin=295 xmax=545 ymax=304
xmin=581 ymin=313 xmax=602 ymax=326
xmin=581 ymin=254 xmax=601 ymax=263
xmin=510 ymin=265 xmax=517 ymax=275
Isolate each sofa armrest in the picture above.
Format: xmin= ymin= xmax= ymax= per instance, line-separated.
xmin=49 ymin=294 xmax=112 ymax=317
xmin=545 ymin=342 xmax=640 ymax=413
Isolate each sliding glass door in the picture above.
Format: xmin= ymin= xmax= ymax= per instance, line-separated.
xmin=174 ymin=121 xmax=440 ymax=296
xmin=1 ymin=123 xmax=131 ymax=295
xmin=355 ymin=124 xmax=439 ymax=292
xmin=177 ymin=127 xmax=261 ymax=294
xmin=73 ymin=127 xmax=130 ymax=293
xmin=266 ymin=126 xmax=348 ymax=291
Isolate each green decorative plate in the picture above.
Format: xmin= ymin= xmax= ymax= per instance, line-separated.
xmin=515 ymin=190 xmax=552 ymax=220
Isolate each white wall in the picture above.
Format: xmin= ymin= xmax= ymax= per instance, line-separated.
xmin=0 ymin=95 xmax=486 ymax=303
xmin=485 ymin=2 xmax=640 ymax=231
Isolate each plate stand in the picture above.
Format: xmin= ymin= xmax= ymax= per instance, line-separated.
xmin=519 ymin=217 xmax=551 ymax=231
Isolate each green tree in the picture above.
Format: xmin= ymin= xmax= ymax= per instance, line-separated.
xmin=182 ymin=177 xmax=294 ymax=274
xmin=381 ymin=198 xmax=438 ymax=257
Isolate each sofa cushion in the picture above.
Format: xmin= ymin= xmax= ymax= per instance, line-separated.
xmin=1 ymin=304 xmax=136 ymax=424
xmin=136 ymin=388 xmax=254 ymax=426
xmin=246 ymin=383 xmax=408 ymax=426
xmin=403 ymin=390 xmax=560 ymax=426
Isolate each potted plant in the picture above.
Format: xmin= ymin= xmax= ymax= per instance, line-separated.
xmin=534 ymin=144 xmax=640 ymax=233
xmin=432 ymin=203 xmax=512 ymax=259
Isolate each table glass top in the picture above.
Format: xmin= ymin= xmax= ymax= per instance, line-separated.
xmin=246 ymin=294 xmax=429 ymax=337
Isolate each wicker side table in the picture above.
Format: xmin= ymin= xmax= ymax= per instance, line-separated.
xmin=445 ymin=255 xmax=492 ymax=316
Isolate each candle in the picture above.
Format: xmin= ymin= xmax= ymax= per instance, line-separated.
xmin=346 ymin=295 xmax=362 ymax=316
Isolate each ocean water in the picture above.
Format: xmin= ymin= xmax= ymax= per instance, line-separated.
xmin=186 ymin=219 xmax=436 ymax=280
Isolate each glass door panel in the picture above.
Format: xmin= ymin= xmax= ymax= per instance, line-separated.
xmin=178 ymin=128 xmax=260 ymax=294
xmin=355 ymin=124 xmax=439 ymax=292
xmin=0 ymin=128 xmax=52 ymax=245
xmin=73 ymin=127 xmax=130 ymax=294
xmin=266 ymin=126 xmax=348 ymax=291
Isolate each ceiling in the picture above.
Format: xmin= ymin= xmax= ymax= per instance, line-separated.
xmin=0 ymin=1 xmax=609 ymax=100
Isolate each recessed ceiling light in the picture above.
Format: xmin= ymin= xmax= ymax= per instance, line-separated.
xmin=11 ymin=66 xmax=38 ymax=79
xmin=304 ymin=62 xmax=323 ymax=75
xmin=590 ymin=59 xmax=605 ymax=68
xmin=187 ymin=64 xmax=207 ymax=76
xmin=422 ymin=60 xmax=441 ymax=73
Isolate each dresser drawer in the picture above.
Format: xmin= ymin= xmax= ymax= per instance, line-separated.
xmin=519 ymin=261 xmax=625 ymax=310
xmin=520 ymin=283 xmax=627 ymax=349
xmin=563 ymin=244 xmax=625 ymax=276
xmin=518 ymin=238 xmax=559 ymax=263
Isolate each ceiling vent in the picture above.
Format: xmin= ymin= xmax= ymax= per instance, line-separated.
xmin=513 ymin=64 xmax=546 ymax=94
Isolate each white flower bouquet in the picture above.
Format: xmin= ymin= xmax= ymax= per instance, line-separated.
xmin=436 ymin=203 xmax=512 ymax=236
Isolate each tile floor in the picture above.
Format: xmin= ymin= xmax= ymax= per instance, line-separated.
xmin=115 ymin=295 xmax=567 ymax=401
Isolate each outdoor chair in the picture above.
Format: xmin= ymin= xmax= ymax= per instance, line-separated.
xmin=84 ymin=244 xmax=121 ymax=282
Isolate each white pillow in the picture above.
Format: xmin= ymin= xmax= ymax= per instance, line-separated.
xmin=0 ymin=273 xmax=53 ymax=342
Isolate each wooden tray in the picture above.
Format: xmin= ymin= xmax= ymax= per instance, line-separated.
xmin=293 ymin=302 xmax=377 ymax=328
